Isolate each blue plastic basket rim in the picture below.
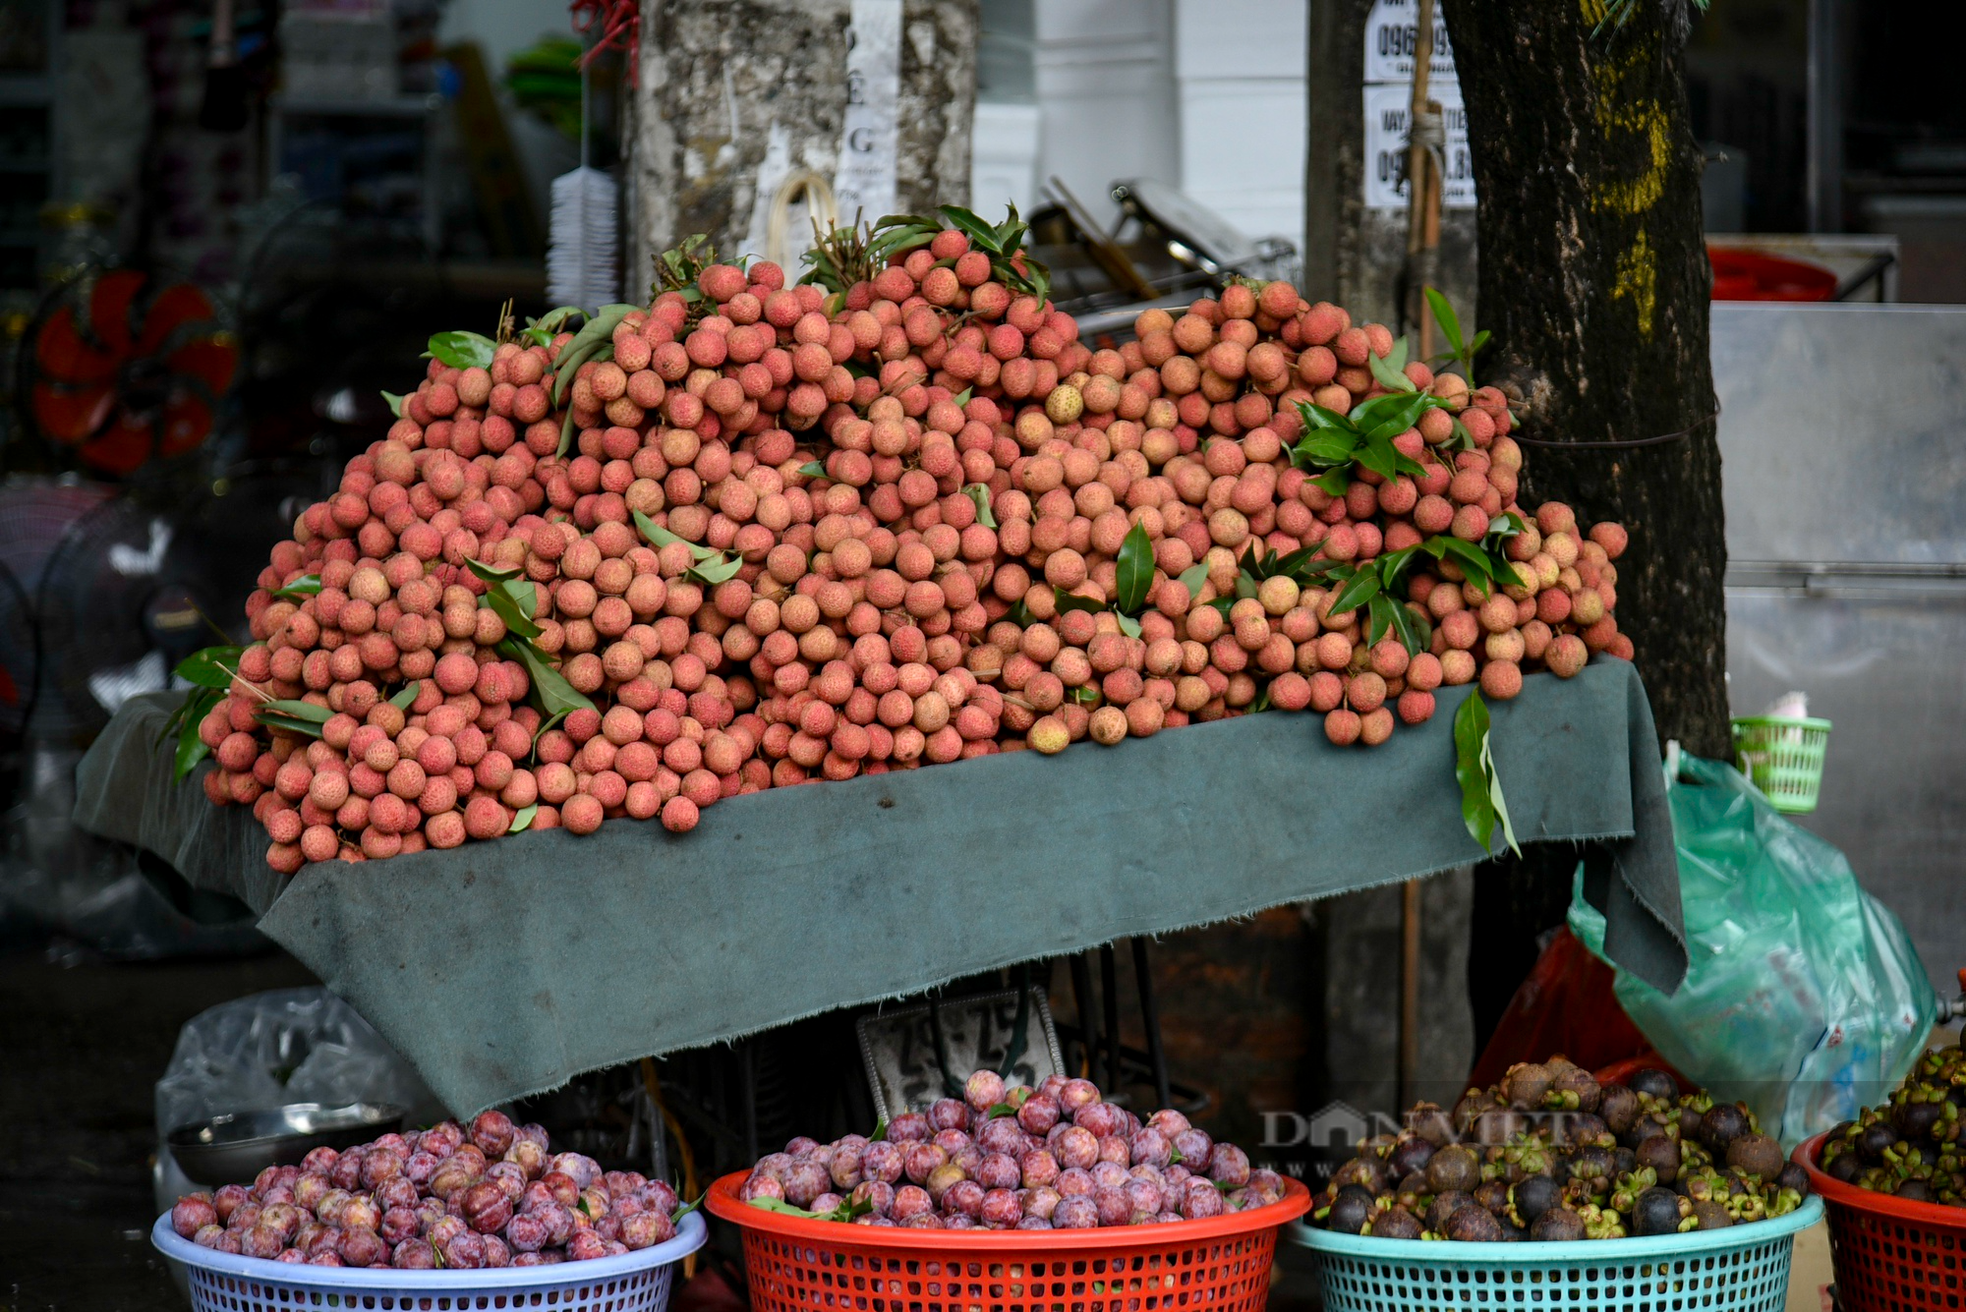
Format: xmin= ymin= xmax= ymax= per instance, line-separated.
xmin=151 ymin=1206 xmax=706 ymax=1289
xmin=1289 ymin=1193 xmax=1821 ymax=1263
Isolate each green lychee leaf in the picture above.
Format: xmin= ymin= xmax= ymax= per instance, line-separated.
xmin=687 ymin=554 xmax=744 ymax=586
xmin=1424 ymin=287 xmax=1466 ymax=357
xmin=557 ymin=408 xmax=577 ymax=460
xmin=1296 ymin=400 xmax=1357 ymax=434
xmin=962 ymin=483 xmax=997 ymax=529
xmin=671 ymin=1194 xmax=705 ymax=1223
xmin=1480 ymin=719 xmax=1522 ymax=856
xmin=1455 ymin=689 xmax=1496 ymax=852
xmin=499 ymin=637 xmax=596 ymax=720
xmin=1295 ymin=432 xmax=1362 ymax=469
xmin=1249 ymin=681 xmax=1274 ymax=713
xmin=799 ymin=462 xmax=826 ymax=479
xmin=175 ymin=645 xmax=245 ymax=691
xmin=936 ymin=205 xmax=1004 ymax=254
xmin=1070 ymin=685 xmax=1101 ymax=705
xmin=254 ymin=711 xmax=327 ymax=740
xmin=1004 ymin=600 xmax=1034 ymax=629
xmin=1324 ymin=568 xmax=1382 ymax=621
xmin=1356 ymin=390 xmax=1439 ymax=447
xmin=1312 ymin=469 xmax=1351 ymax=496
xmin=634 ymin=510 xmax=721 ymax=561
xmin=985 ymin=1103 xmax=1019 ymax=1119
xmin=953 ymin=387 xmax=973 ymax=408
xmin=508 ymin=802 xmax=538 ymax=834
xmin=1115 ymin=612 xmax=1142 ymax=639
xmin=259 ymin=698 xmax=333 ymax=723
xmin=1367 ymin=593 xmax=1396 ymax=646
xmin=170 ymin=687 xmax=223 ymax=781
xmin=427 ymin=330 xmax=497 ymax=370
xmin=1052 ymin=588 xmax=1107 ymax=617
xmin=1177 ymin=563 xmax=1212 ymax=598
xmin=1388 ymin=335 xmax=1410 ymax=372
xmin=389 ymin=681 xmax=421 ymax=711
xmin=1368 ymin=347 xmax=1418 ymax=394
xmin=380 ymin=391 xmax=405 ymax=418
xmin=483 ymin=579 xmax=542 ymax=640
xmin=272 ymin=574 xmax=322 ymax=600
xmin=466 ymin=557 xmax=523 ymax=583
xmin=1114 ymin=521 xmax=1155 ymax=616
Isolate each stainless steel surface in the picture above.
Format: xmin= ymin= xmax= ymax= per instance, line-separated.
xmin=1714 ymin=303 xmax=1966 ymax=996
xmin=1713 ymin=303 xmax=1966 ymax=566
xmin=165 ymin=1101 xmax=404 ymax=1186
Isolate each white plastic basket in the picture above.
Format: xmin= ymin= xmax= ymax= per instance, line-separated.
xmin=151 ymin=1207 xmax=705 ymax=1311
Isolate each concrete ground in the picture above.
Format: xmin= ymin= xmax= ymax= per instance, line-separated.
xmin=0 ymin=947 xmax=316 ymax=1310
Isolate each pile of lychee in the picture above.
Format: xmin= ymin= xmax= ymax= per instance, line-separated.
xmin=190 ymin=208 xmax=1634 ymax=870
xmin=1310 ymin=1059 xmax=1810 ymax=1241
xmin=737 ymin=1067 xmax=1285 ymax=1228
xmin=168 ymin=1110 xmax=682 ymax=1268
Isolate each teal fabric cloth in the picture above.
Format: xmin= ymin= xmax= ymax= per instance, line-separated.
xmin=75 ymin=661 xmax=1683 ymax=1116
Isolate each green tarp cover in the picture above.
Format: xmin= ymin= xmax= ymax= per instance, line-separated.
xmin=75 ymin=660 xmax=1683 ymax=1116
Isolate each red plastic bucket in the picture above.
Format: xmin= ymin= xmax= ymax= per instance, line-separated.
xmin=1794 ymin=1131 xmax=1966 ymax=1311
xmin=706 ymin=1169 xmax=1312 ymax=1312
xmin=1709 ymin=248 xmax=1838 ymax=301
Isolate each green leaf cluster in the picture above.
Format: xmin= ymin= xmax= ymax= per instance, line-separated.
xmin=1290 ymin=389 xmax=1441 ymax=494
xmin=1454 ymin=690 xmax=1520 ymax=855
xmin=157 ymin=646 xmax=245 ymax=781
xmin=1051 ymin=521 xmax=1155 ymax=638
xmin=633 ymin=511 xmax=743 ymax=586
xmin=1423 ymin=286 xmax=1490 ymax=380
xmin=551 ymin=303 xmax=638 ymax=457
xmin=653 ymin=234 xmax=718 ymax=303
xmin=806 ymin=204 xmax=1052 ymax=304
xmin=426 ymin=331 xmax=497 ymax=370
xmin=465 ymin=561 xmax=598 ymax=727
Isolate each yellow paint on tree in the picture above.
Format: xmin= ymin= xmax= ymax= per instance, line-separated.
xmin=1578 ymin=0 xmax=1669 ymax=340
xmin=1613 ymin=228 xmax=1659 ymax=340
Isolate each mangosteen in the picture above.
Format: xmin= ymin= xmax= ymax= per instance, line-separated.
xmin=1627 ymin=1069 xmax=1677 ymax=1102
xmin=1612 ymin=1147 xmax=1638 ymax=1178
xmin=1324 ymin=1184 xmax=1375 ymax=1234
xmin=1453 ymin=1090 xmax=1501 ymax=1135
xmin=1504 ymin=1063 xmax=1554 ymax=1112
xmin=1859 ymin=1121 xmax=1898 ymax=1162
xmin=1726 ymin=1133 xmax=1783 ymax=1181
xmin=1635 ymin=1134 xmax=1681 ymax=1184
xmin=1600 ymin=1085 xmax=1641 ymax=1135
xmin=1426 ymin=1190 xmax=1475 ymax=1233
xmin=1827 ymin=1153 xmax=1861 ymax=1183
xmin=1370 ymin=1205 xmax=1422 ymax=1240
xmin=1408 ymin=1102 xmax=1455 ymax=1146
xmin=1895 ymin=1099 xmax=1945 ymax=1142
xmin=1332 ymin=1156 xmax=1391 ymax=1195
xmin=1474 ymin=1180 xmax=1512 ymax=1216
xmin=1396 ymin=1171 xmax=1428 ymax=1198
xmin=1898 ymin=1179 xmax=1933 ymax=1203
xmin=1678 ymin=1106 xmax=1707 ymax=1142
xmin=1443 ymin=1203 xmax=1505 ymax=1242
xmin=1570 ymin=1145 xmax=1615 ymax=1183
xmin=1699 ymin=1104 xmax=1750 ymax=1156
xmin=1472 ymin=1109 xmax=1529 ymax=1146
xmin=1497 ymin=1218 xmax=1528 ymax=1242
xmin=1690 ymin=1200 xmax=1734 ymax=1230
xmin=1551 ymin=1067 xmax=1603 ymax=1114
xmin=1631 ymin=1186 xmax=1687 ymax=1237
xmin=1562 ymin=1113 xmax=1610 ymax=1149
xmin=1388 ymin=1135 xmax=1436 ymax=1180
xmin=1426 ymin=1144 xmax=1482 ymax=1194
xmin=1529 ymin=1207 xmax=1585 ymax=1242
xmin=1512 ymin=1175 xmax=1560 ymax=1225
xmin=1776 ymin=1162 xmax=1810 ymax=1197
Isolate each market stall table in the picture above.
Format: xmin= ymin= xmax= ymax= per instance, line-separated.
xmin=75 ymin=660 xmax=1684 ymax=1117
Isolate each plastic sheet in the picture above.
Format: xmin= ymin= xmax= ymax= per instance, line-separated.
xmin=1570 ymin=750 xmax=1937 ymax=1146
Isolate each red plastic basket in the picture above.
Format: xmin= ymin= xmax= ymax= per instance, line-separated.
xmin=1796 ymin=1131 xmax=1966 ymax=1311
xmin=705 ymin=1170 xmax=1312 ymax=1312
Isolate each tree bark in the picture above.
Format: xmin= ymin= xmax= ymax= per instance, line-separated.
xmin=627 ymin=0 xmax=977 ymax=299
xmin=1440 ymin=1 xmax=1723 ymax=1039
xmin=1439 ymin=0 xmax=1727 ymax=760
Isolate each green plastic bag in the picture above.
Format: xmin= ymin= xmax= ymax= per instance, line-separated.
xmin=1570 ymin=750 xmax=1937 ymax=1146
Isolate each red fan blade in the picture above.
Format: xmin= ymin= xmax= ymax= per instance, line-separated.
xmin=158 ymin=394 xmax=215 ymax=456
xmin=165 ymin=335 xmax=239 ymax=395
xmin=31 ymin=381 xmax=115 ymax=443
xmin=88 ymin=269 xmax=146 ymax=355
xmin=79 ymin=410 xmax=155 ymax=476
xmin=135 ymin=282 xmax=219 ymax=356
xmin=35 ymin=305 xmax=122 ymax=384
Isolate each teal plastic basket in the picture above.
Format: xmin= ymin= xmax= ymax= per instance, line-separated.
xmin=1292 ymin=1194 xmax=1823 ymax=1312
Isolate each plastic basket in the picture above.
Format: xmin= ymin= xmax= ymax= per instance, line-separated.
xmin=1796 ymin=1131 xmax=1966 ymax=1312
xmin=1730 ymin=715 xmax=1832 ymax=814
xmin=1293 ymin=1194 xmax=1823 ymax=1312
xmin=150 ymin=1206 xmax=705 ymax=1312
xmin=704 ymin=1169 xmax=1311 ymax=1312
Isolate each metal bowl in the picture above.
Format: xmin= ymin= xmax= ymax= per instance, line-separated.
xmin=166 ymin=1102 xmax=405 ymax=1186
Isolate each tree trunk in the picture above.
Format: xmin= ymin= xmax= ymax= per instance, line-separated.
xmin=627 ymin=0 xmax=977 ymax=299
xmin=1439 ymin=0 xmax=1723 ymax=1041
xmin=1439 ymin=0 xmax=1727 ymax=761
